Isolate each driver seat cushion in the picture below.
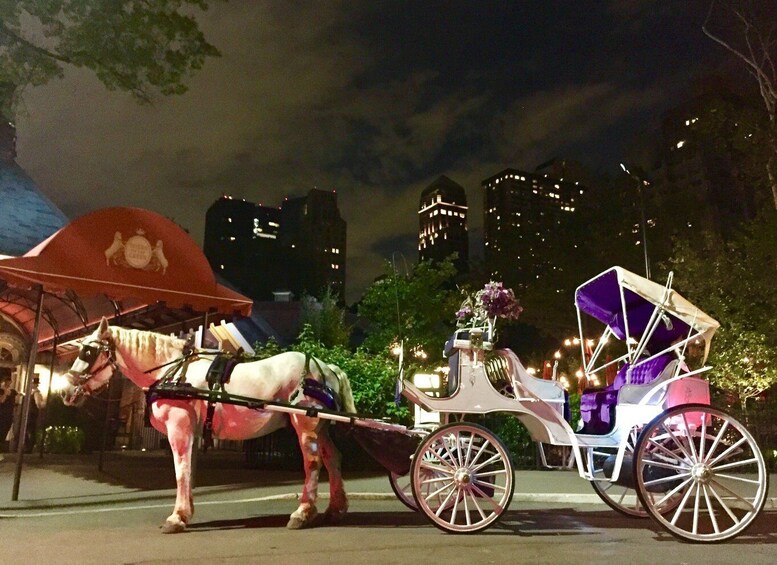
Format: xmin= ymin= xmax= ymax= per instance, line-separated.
xmin=580 ymin=352 xmax=675 ymax=434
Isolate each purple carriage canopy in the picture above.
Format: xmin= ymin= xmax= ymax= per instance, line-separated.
xmin=574 ymin=267 xmax=719 ymax=363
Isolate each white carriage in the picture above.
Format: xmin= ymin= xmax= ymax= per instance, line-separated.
xmin=398 ymin=266 xmax=769 ymax=542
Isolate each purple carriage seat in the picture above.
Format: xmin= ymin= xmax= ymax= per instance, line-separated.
xmin=579 ymin=352 xmax=675 ymax=434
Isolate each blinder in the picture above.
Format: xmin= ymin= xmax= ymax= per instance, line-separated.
xmin=68 ymin=339 xmax=117 ymax=393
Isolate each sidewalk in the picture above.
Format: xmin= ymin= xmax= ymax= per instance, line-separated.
xmin=0 ymin=450 xmax=775 ymax=512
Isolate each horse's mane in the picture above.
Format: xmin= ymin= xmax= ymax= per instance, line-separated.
xmin=109 ymin=326 xmax=187 ymax=365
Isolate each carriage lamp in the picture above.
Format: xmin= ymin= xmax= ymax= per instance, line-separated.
xmin=412 ymin=373 xmax=441 ymax=391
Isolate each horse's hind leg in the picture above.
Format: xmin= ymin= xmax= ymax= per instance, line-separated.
xmin=288 ymin=414 xmax=324 ymax=529
xmin=319 ymin=424 xmax=348 ymax=523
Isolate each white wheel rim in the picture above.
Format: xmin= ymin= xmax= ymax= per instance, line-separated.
xmin=636 ymin=406 xmax=768 ymax=542
xmin=412 ymin=424 xmax=514 ymax=533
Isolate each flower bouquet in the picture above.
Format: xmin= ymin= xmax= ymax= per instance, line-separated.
xmin=455 ymin=281 xmax=522 ymax=343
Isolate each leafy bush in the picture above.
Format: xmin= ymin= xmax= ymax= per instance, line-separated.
xmin=40 ymin=426 xmax=85 ymax=454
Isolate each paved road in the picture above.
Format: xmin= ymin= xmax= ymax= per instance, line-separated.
xmin=0 ymin=452 xmax=775 ymax=564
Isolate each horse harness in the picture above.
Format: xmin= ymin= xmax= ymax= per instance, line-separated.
xmin=147 ymin=350 xmax=342 ymax=451
xmin=69 ymin=339 xmax=119 ymax=395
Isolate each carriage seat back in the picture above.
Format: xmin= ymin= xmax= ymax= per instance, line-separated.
xmin=500 ymin=349 xmax=566 ymax=402
xmin=580 ymin=352 xmax=675 ymax=434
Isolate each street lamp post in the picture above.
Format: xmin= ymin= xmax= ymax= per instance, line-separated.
xmin=620 ymin=163 xmax=651 ymax=280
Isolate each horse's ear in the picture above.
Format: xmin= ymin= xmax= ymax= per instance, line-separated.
xmin=98 ymin=317 xmax=110 ymax=337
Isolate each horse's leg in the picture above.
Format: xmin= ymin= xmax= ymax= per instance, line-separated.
xmin=151 ymin=400 xmax=197 ymax=534
xmin=318 ymin=423 xmax=348 ymax=523
xmin=287 ymin=414 xmax=324 ymax=529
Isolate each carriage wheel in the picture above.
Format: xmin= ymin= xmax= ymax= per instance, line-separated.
xmin=389 ymin=444 xmax=443 ymax=512
xmin=587 ymin=426 xmax=649 ymax=518
xmin=410 ymin=422 xmax=514 ymax=533
xmin=634 ymin=404 xmax=769 ymax=542
xmin=389 ymin=471 xmax=417 ymax=510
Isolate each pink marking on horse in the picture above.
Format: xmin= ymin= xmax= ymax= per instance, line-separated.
xmin=63 ymin=317 xmax=355 ymax=533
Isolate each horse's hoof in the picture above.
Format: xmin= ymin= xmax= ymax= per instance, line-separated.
xmin=323 ymin=508 xmax=347 ymax=524
xmin=286 ymin=516 xmax=309 ymax=530
xmin=160 ymin=520 xmax=186 ymax=534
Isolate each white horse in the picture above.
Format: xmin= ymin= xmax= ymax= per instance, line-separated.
xmin=61 ymin=317 xmax=356 ymax=533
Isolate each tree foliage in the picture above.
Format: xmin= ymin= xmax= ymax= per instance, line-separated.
xmin=299 ymin=287 xmax=351 ymax=348
xmin=0 ymin=0 xmax=220 ymax=115
xmin=666 ymin=210 xmax=777 ymax=409
xmin=260 ymin=323 xmax=410 ymax=423
xmin=357 ymin=257 xmax=460 ymax=363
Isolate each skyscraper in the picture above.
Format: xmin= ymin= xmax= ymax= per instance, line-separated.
xmin=418 ymin=175 xmax=468 ymax=272
xmin=280 ymin=189 xmax=347 ymax=301
xmin=483 ymin=167 xmax=583 ymax=287
xmin=203 ymin=196 xmax=284 ymax=300
xmin=204 ymin=188 xmax=347 ymax=302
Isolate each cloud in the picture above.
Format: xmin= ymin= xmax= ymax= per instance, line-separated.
xmin=11 ymin=2 xmax=706 ymax=304
xmin=491 ymin=83 xmax=663 ymax=166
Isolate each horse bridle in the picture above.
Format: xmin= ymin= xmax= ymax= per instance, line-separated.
xmin=67 ymin=339 xmax=118 ymax=397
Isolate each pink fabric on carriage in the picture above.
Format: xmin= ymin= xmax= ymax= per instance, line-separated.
xmin=579 ymin=353 xmax=675 ymax=435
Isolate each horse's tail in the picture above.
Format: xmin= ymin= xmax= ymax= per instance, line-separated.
xmin=328 ymin=363 xmax=357 ymax=414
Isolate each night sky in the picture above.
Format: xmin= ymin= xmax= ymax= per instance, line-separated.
xmin=15 ymin=1 xmax=724 ymax=304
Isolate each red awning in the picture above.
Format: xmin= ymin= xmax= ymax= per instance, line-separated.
xmin=0 ymin=207 xmax=252 ymax=326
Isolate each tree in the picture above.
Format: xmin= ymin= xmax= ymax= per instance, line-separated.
xmin=703 ymin=0 xmax=777 ymax=210
xmin=666 ymin=210 xmax=777 ymax=412
xmin=0 ymin=0 xmax=219 ymax=116
xmin=357 ymin=257 xmax=460 ymax=363
xmin=299 ymin=287 xmax=351 ymax=349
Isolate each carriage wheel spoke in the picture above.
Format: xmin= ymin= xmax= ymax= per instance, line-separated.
xmin=708 ymin=478 xmax=756 ymax=512
xmin=468 ymin=439 xmax=491 ymax=468
xmin=655 ymin=475 xmax=693 ymax=508
xmin=642 ymin=457 xmax=688 ymax=472
xmin=661 ymin=423 xmax=695 ymax=464
xmin=682 ymin=413 xmax=699 ymax=461
xmin=441 ymin=436 xmax=460 ymax=468
xmin=698 ymin=415 xmax=708 ymax=462
xmin=468 ymin=485 xmax=492 ymax=517
xmin=708 ymin=481 xmax=742 ymax=524
xmin=420 ymin=474 xmax=456 ymax=486
xmin=476 ymin=468 xmax=507 ymax=478
xmin=425 ymin=445 xmax=456 ymax=472
xmin=703 ymin=420 xmax=729 ymax=464
xmin=426 ymin=480 xmax=455 ymax=502
xmin=692 ymin=483 xmax=701 ymax=535
xmin=648 ymin=436 xmax=689 ymax=466
xmin=708 ymin=437 xmax=747 ymax=468
xmin=703 ymin=484 xmax=720 ymax=535
xmin=644 ymin=470 xmax=691 ymax=488
xmin=710 ymin=457 xmax=758 ymax=473
xmin=434 ymin=487 xmax=457 ymax=518
xmin=471 ymin=452 xmax=502 ymax=473
xmin=420 ymin=458 xmax=455 ymax=475
xmin=712 ymin=473 xmax=761 ymax=485
xmin=474 ymin=479 xmax=506 ymax=493
xmin=670 ymin=481 xmax=696 ymax=526
xmin=463 ymin=433 xmax=475 ymax=467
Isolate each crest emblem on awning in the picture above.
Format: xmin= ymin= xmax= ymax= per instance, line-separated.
xmin=105 ymin=229 xmax=168 ymax=274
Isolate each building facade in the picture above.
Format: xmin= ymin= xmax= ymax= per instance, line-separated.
xmin=279 ymin=189 xmax=346 ymax=301
xmin=203 ymin=196 xmax=284 ymax=301
xmin=204 ymin=188 xmax=346 ymax=302
xmin=649 ymin=89 xmax=758 ymax=244
xmin=483 ymin=167 xmax=583 ymax=288
xmin=418 ymin=175 xmax=468 ymax=272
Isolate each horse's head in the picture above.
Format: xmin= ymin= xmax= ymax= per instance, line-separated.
xmin=62 ymin=317 xmax=118 ymax=406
